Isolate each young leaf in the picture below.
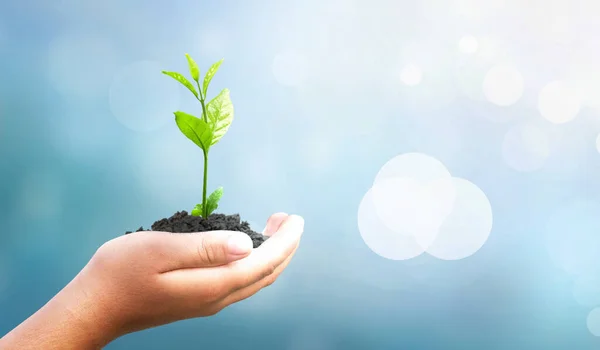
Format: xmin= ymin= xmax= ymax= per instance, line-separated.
xmin=174 ymin=111 xmax=214 ymax=152
xmin=185 ymin=54 xmax=200 ymax=82
xmin=202 ymin=58 xmax=224 ymax=98
xmin=162 ymin=71 xmax=199 ymax=99
xmin=191 ymin=203 xmax=203 ymax=217
xmin=205 ymin=187 xmax=224 ymax=216
xmin=206 ymin=88 xmax=234 ymax=146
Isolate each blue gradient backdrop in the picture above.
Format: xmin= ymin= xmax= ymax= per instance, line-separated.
xmin=2 ymin=0 xmax=600 ymax=349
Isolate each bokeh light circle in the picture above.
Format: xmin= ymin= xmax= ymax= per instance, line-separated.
xmin=502 ymin=123 xmax=550 ymax=172
xmin=426 ymin=177 xmax=493 ymax=260
xmin=400 ymin=64 xmax=423 ymax=86
xmin=538 ymin=80 xmax=581 ymax=124
xmin=272 ymin=50 xmax=308 ymax=87
xmin=483 ymin=64 xmax=524 ymax=106
xmin=359 ymin=153 xmax=493 ymax=262
xmin=588 ymin=308 xmax=600 ymax=336
xmin=358 ymin=186 xmax=427 ymax=261
xmin=371 ymin=176 xmax=456 ymax=249
xmin=374 ymin=152 xmax=451 ymax=184
xmin=459 ymin=35 xmax=479 ymax=54
xmin=109 ymin=60 xmax=180 ymax=132
xmin=596 ymin=133 xmax=600 ymax=154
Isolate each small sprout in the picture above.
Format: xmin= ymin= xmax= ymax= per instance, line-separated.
xmin=162 ymin=54 xmax=233 ymax=218
xmin=185 ymin=53 xmax=200 ymax=82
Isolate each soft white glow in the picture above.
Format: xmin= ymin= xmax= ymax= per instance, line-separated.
xmin=596 ymin=134 xmax=600 ymax=154
xmin=359 ymin=153 xmax=493 ymax=261
xmin=109 ymin=60 xmax=180 ymax=132
xmin=425 ymin=178 xmax=493 ymax=260
xmin=374 ymin=152 xmax=451 ymax=184
xmin=538 ymin=80 xmax=581 ymax=124
xmin=400 ymin=64 xmax=423 ymax=86
xmin=502 ymin=123 xmax=550 ymax=172
xmin=459 ymin=35 xmax=479 ymax=54
xmin=272 ymin=50 xmax=308 ymax=87
xmin=483 ymin=64 xmax=524 ymax=106
xmin=588 ymin=308 xmax=600 ymax=336
xmin=358 ymin=186 xmax=427 ymax=261
xmin=371 ymin=177 xmax=456 ymax=248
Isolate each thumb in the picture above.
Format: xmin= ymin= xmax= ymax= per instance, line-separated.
xmin=155 ymin=230 xmax=254 ymax=272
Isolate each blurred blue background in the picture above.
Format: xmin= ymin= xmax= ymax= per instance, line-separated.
xmin=2 ymin=0 xmax=600 ymax=349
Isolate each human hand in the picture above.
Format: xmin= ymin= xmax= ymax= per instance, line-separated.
xmin=0 ymin=213 xmax=303 ymax=349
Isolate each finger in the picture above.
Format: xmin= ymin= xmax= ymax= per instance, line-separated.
xmin=262 ymin=212 xmax=289 ymax=236
xmin=160 ymin=215 xmax=304 ymax=296
xmin=152 ymin=230 xmax=254 ymax=272
xmin=217 ymin=241 xmax=300 ymax=308
xmin=224 ymin=215 xmax=304 ymax=291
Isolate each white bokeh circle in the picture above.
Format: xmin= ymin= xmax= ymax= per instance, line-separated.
xmin=596 ymin=133 xmax=600 ymax=154
xmin=425 ymin=177 xmax=493 ymax=260
xmin=459 ymin=35 xmax=479 ymax=54
xmin=502 ymin=123 xmax=550 ymax=172
xmin=538 ymin=80 xmax=581 ymax=124
xmin=371 ymin=177 xmax=456 ymax=249
xmin=358 ymin=186 xmax=427 ymax=261
xmin=109 ymin=60 xmax=180 ymax=132
xmin=359 ymin=152 xmax=493 ymax=262
xmin=588 ymin=308 xmax=600 ymax=337
xmin=47 ymin=33 xmax=118 ymax=99
xmin=483 ymin=64 xmax=524 ymax=106
xmin=400 ymin=64 xmax=423 ymax=86
xmin=374 ymin=152 xmax=451 ymax=184
xmin=272 ymin=50 xmax=308 ymax=87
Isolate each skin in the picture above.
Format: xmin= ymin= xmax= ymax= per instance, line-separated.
xmin=0 ymin=213 xmax=303 ymax=350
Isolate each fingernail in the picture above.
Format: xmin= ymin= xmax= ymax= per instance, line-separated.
xmin=228 ymin=234 xmax=252 ymax=255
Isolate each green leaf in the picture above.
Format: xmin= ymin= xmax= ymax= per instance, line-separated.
xmin=206 ymin=187 xmax=223 ymax=216
xmin=185 ymin=53 xmax=200 ymax=82
xmin=191 ymin=203 xmax=203 ymax=217
xmin=162 ymin=71 xmax=199 ymax=99
xmin=202 ymin=58 xmax=224 ymax=98
xmin=174 ymin=111 xmax=214 ymax=152
xmin=206 ymin=88 xmax=234 ymax=146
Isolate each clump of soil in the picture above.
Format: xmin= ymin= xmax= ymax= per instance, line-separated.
xmin=125 ymin=211 xmax=268 ymax=248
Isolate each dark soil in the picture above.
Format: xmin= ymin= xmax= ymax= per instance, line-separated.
xmin=125 ymin=211 xmax=268 ymax=248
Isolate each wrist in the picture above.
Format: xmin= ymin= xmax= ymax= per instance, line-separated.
xmin=0 ymin=272 xmax=118 ymax=349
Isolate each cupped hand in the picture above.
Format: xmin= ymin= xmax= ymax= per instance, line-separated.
xmin=1 ymin=213 xmax=303 ymax=349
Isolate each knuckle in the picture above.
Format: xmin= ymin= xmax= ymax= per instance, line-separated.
xmin=197 ymin=238 xmax=219 ymax=265
xmin=261 ymin=263 xmax=277 ymax=280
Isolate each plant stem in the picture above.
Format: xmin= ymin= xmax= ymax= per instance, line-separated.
xmin=202 ymin=149 xmax=208 ymax=217
xmin=196 ymin=81 xmax=209 ymax=124
xmin=197 ymin=80 xmax=209 ymax=217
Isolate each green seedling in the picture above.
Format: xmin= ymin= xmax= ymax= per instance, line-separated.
xmin=162 ymin=54 xmax=232 ymax=218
